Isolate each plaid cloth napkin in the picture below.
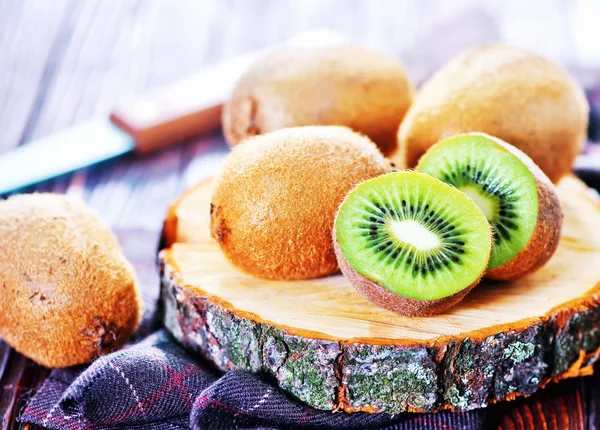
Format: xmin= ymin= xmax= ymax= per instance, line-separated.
xmin=20 ymin=330 xmax=487 ymax=430
xmin=18 ymin=91 xmax=600 ymax=430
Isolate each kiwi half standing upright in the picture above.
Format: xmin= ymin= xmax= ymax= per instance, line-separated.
xmin=223 ymin=45 xmax=414 ymax=156
xmin=211 ymin=126 xmax=392 ymax=281
xmin=417 ymin=133 xmax=562 ymax=281
xmin=395 ymin=45 xmax=589 ymax=183
xmin=334 ymin=171 xmax=492 ymax=317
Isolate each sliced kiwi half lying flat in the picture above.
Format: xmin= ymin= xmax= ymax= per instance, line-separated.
xmin=417 ymin=133 xmax=562 ymax=281
xmin=334 ymin=171 xmax=492 ymax=317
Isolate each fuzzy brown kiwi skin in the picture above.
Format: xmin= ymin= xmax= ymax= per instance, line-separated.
xmin=223 ymin=45 xmax=414 ymax=156
xmin=333 ymin=240 xmax=481 ymax=317
xmin=395 ymin=44 xmax=589 ymax=183
xmin=0 ymin=194 xmax=142 ymax=368
xmin=477 ymin=134 xmax=563 ymax=281
xmin=210 ymin=126 xmax=392 ymax=281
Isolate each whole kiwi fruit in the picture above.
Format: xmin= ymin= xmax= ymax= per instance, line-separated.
xmin=210 ymin=126 xmax=392 ymax=280
xmin=0 ymin=194 xmax=142 ymax=368
xmin=223 ymin=45 xmax=414 ymax=156
xmin=395 ymin=45 xmax=589 ymax=183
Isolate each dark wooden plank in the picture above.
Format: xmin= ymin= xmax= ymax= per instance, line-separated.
xmin=0 ymin=347 xmax=50 ymax=430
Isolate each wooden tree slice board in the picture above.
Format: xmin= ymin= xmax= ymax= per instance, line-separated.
xmin=159 ymin=175 xmax=600 ymax=414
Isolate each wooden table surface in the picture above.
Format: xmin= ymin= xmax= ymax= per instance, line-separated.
xmin=1 ymin=1 xmax=599 ymax=429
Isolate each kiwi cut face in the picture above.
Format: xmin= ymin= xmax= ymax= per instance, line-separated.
xmin=335 ymin=172 xmax=491 ymax=301
xmin=417 ymin=134 xmax=539 ymax=270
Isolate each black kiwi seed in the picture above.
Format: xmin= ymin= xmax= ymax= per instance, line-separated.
xmin=402 ymin=200 xmax=406 ymax=207
xmin=370 ymin=226 xmax=378 ymax=230
xmin=435 ymin=262 xmax=441 ymax=269
xmin=413 ymin=265 xmax=419 ymax=272
xmin=454 ymin=241 xmax=465 ymax=245
xmin=407 ymin=257 xmax=412 ymax=264
xmin=369 ymin=217 xmax=377 ymax=222
xmin=369 ymin=231 xmax=377 ymax=236
xmin=496 ymin=224 xmax=511 ymax=239
xmin=429 ymin=210 xmax=434 ymax=217
xmin=424 ymin=217 xmax=429 ymax=223
xmin=451 ymin=255 xmax=460 ymax=263
xmin=392 ymin=252 xmax=398 ymax=259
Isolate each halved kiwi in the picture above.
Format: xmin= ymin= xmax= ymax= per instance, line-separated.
xmin=333 ymin=171 xmax=492 ymax=317
xmin=417 ymin=133 xmax=562 ymax=280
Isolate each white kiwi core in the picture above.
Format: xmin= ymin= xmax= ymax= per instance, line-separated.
xmin=389 ymin=220 xmax=441 ymax=251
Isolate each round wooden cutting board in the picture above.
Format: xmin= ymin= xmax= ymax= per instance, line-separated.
xmin=158 ymin=176 xmax=600 ymax=414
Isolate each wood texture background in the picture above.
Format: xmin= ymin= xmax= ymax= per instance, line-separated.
xmin=1 ymin=0 xmax=599 ymax=428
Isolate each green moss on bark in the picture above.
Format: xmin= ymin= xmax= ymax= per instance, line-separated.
xmin=342 ymin=345 xmax=437 ymax=412
xmin=503 ymin=342 xmax=535 ymax=363
xmin=205 ymin=304 xmax=263 ymax=372
xmin=262 ymin=327 xmax=340 ymax=409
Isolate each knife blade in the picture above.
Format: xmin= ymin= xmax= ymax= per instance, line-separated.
xmin=0 ymin=119 xmax=133 ymax=194
xmin=0 ymin=28 xmax=348 ymax=195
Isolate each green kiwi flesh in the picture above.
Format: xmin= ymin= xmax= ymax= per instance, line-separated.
xmin=416 ymin=133 xmax=539 ymax=270
xmin=335 ymin=171 xmax=492 ymax=302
